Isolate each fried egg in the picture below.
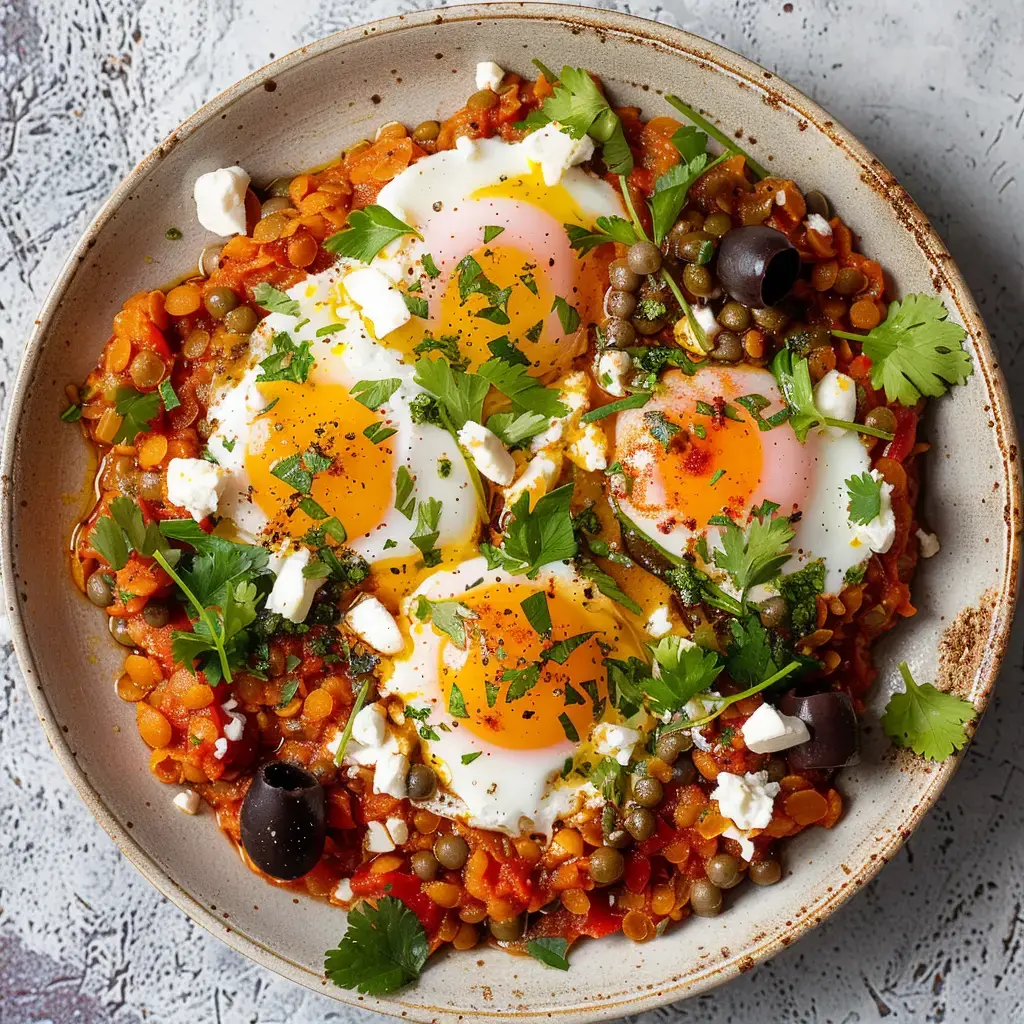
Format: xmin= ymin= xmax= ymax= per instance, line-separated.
xmin=611 ymin=365 xmax=877 ymax=593
xmin=385 ymin=557 xmax=645 ymax=836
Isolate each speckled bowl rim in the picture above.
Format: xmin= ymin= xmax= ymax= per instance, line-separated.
xmin=2 ymin=4 xmax=1019 ymax=1021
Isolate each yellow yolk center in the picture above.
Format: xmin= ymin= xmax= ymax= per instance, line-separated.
xmin=246 ymin=380 xmax=395 ymax=542
xmin=437 ymin=580 xmax=638 ymax=751
xmin=622 ymin=405 xmax=765 ymax=530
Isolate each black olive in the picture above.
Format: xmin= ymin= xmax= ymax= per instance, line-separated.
xmin=779 ymin=690 xmax=860 ymax=771
xmin=716 ymin=225 xmax=800 ymax=307
xmin=240 ymin=762 xmax=326 ymax=880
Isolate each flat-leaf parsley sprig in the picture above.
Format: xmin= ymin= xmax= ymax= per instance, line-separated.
xmin=881 ymin=661 xmax=975 ymax=761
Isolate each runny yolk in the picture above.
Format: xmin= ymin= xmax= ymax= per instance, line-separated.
xmin=437 ymin=579 xmax=637 ymax=751
xmin=245 ymin=380 xmax=395 ymax=542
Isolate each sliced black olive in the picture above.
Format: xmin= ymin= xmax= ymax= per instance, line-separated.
xmin=240 ymin=762 xmax=326 ymax=880
xmin=779 ymin=690 xmax=860 ymax=771
xmin=716 ymin=225 xmax=799 ymax=307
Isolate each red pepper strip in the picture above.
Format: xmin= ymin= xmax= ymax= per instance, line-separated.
xmin=637 ymin=817 xmax=674 ymax=857
xmin=624 ymin=851 xmax=652 ymax=894
xmin=349 ymin=869 xmax=444 ymax=934
xmin=882 ymin=407 xmax=917 ymax=463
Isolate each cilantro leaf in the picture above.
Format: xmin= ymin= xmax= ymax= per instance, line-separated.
xmin=477 ymin=359 xmax=568 ymax=418
xmin=487 ymin=335 xmax=530 ymax=367
xmin=403 ymin=292 xmax=429 ymax=319
xmin=490 ymin=484 xmax=577 ymax=578
xmin=252 ymin=282 xmax=300 ymax=316
xmin=415 ymin=596 xmax=477 ymax=648
xmin=646 ymin=635 xmax=722 ymax=714
xmin=324 ymin=895 xmax=429 ymax=995
xmin=576 ymin=559 xmax=642 ymax=615
xmin=421 ymin=253 xmax=441 ymax=278
xmin=846 ymin=472 xmax=883 ymax=525
xmin=351 ymin=378 xmax=402 ymax=410
xmin=712 ymin=511 xmax=795 ymax=599
xmin=414 ymin=333 xmax=468 ymax=371
xmin=526 ymin=936 xmax=570 ymax=970
xmin=323 ymin=205 xmax=419 ymax=263
xmin=777 ymin=560 xmax=825 ymax=638
xmin=590 ymin=756 xmax=625 ymax=803
xmin=724 ymin=614 xmax=779 ymax=688
xmin=256 ymin=332 xmax=314 ymax=384
xmin=834 ymin=294 xmax=972 ymax=406
xmin=604 ymin=656 xmax=652 ymax=718
xmin=113 ymin=387 xmax=161 ymax=444
xmin=91 ymin=516 xmax=131 ymax=570
xmin=882 ymin=661 xmax=975 ymax=761
xmin=664 ymin=95 xmax=769 ymax=179
xmin=520 ymin=591 xmax=552 ymax=636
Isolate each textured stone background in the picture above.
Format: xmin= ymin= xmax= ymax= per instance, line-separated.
xmin=2 ymin=0 xmax=1023 ymax=1021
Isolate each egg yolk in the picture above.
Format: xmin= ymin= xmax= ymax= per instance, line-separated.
xmin=436 ymin=579 xmax=639 ymax=751
xmin=245 ymin=379 xmax=395 ymax=542
xmin=387 ymin=167 xmax=611 ymax=375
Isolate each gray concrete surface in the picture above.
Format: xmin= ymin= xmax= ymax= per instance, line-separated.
xmin=2 ymin=0 xmax=1023 ymax=1020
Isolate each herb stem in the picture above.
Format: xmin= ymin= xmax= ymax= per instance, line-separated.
xmin=152 ymin=549 xmax=233 ymax=684
xmin=823 ymin=416 xmax=895 ymax=441
xmin=830 ymin=328 xmax=867 ymax=342
xmin=617 ymin=174 xmax=649 ymax=242
xmin=334 ymin=679 xmax=371 ymax=766
xmin=664 ymin=659 xmax=801 ymax=732
xmin=664 ymin=96 xmax=769 ymax=180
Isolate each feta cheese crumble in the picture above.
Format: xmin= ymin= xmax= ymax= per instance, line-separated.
xmin=804 ymin=212 xmax=833 ymax=236
xmin=457 ymin=420 xmax=516 ymax=485
xmin=266 ymin=545 xmax=324 ymax=623
xmin=344 ymin=266 xmax=412 ymax=338
xmin=166 ymin=457 xmax=225 ymax=521
xmin=740 ymin=703 xmax=810 ymax=754
xmin=475 ymin=61 xmax=505 ymax=92
xmin=193 ymin=166 xmax=250 ymax=236
xmin=711 ymin=770 xmax=781 ymax=831
xmin=345 ymin=595 xmax=405 ymax=655
xmin=916 ymin=528 xmax=941 ymax=558
xmin=596 ymin=349 xmax=633 ymax=398
xmin=593 ymin=722 xmax=640 ymax=766
xmin=173 ymin=790 xmax=201 ymax=815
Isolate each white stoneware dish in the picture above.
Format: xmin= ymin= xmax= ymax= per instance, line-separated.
xmin=2 ymin=4 xmax=1020 ymax=1021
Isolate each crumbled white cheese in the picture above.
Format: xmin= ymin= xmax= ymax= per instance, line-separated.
xmin=521 ymin=123 xmax=595 ymax=186
xmin=813 ymin=369 xmax=857 ymax=435
xmin=454 ymin=134 xmax=479 ymax=160
xmin=457 ymin=420 xmax=516 ymax=485
xmin=475 ymin=60 xmax=505 ymax=91
xmin=674 ymin=304 xmax=721 ymax=355
xmin=173 ymin=790 xmax=201 ymax=815
xmin=851 ymin=469 xmax=897 ymax=554
xmin=333 ymin=878 xmax=354 ymax=902
xmin=221 ymin=697 xmax=247 ymax=742
xmin=596 ymin=349 xmax=633 ymax=398
xmin=712 ymin=771 xmax=781 ymax=831
xmin=166 ymin=457 xmax=225 ymax=521
xmin=503 ymin=448 xmax=563 ymax=510
xmin=775 ymin=189 xmax=787 ymax=206
xmin=193 ymin=166 xmax=250 ymax=236
xmin=567 ymin=422 xmax=608 ymax=472
xmin=344 ymin=266 xmax=412 ymax=338
xmin=329 ymin=702 xmax=410 ymax=800
xmin=740 ymin=703 xmax=810 ymax=754
xmin=593 ymin=722 xmax=640 ymax=766
xmin=723 ymin=825 xmax=756 ymax=862
xmin=916 ymin=528 xmax=941 ymax=558
xmin=804 ymin=213 xmax=833 ymax=237
xmin=645 ymin=605 xmax=673 ymax=638
xmin=385 ymin=817 xmax=410 ymax=845
xmin=213 ymin=737 xmax=228 ymax=760
xmin=365 ymin=820 xmax=396 ymax=853
xmin=266 ymin=545 xmax=324 ymax=623
xmin=345 ymin=595 xmax=405 ymax=655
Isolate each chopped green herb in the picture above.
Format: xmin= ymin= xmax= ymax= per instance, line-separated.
xmin=253 ymin=282 xmax=300 ymax=317
xmin=351 ymin=378 xmax=402 ymax=411
xmin=256 ymin=332 xmax=314 ymax=385
xmin=323 ymin=205 xmax=420 ymax=263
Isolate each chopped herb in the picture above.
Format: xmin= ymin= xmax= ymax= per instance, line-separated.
xmin=256 ymin=332 xmax=314 ymax=385
xmin=113 ymin=387 xmax=161 ymax=444
xmin=411 ymin=497 xmax=442 ymax=566
xmin=520 ymin=591 xmax=552 ymax=636
xmin=564 ymin=216 xmax=638 ymax=254
xmin=315 ymin=323 xmax=346 ymax=337
xmin=413 ymin=332 xmax=467 ymax=371
xmin=778 ymin=560 xmax=825 ymax=638
xmin=581 ymin=392 xmax=652 ymax=423
xmin=414 ymin=596 xmax=477 ymax=648
xmin=448 ymin=682 xmax=469 ymax=718
xmin=60 ymin=403 xmax=82 ymax=422
xmin=421 ymin=253 xmax=441 ymax=278
xmin=483 ymin=225 xmax=505 ymax=243
xmin=558 ymin=712 xmax=580 ymax=743
xmin=487 ymin=335 xmax=530 ymax=366
xmin=277 ymin=678 xmax=300 ymax=707
xmin=461 ymin=751 xmax=483 ymax=765
xmin=437 ymin=457 xmax=452 ymax=478
xmin=351 ymin=378 xmax=402 ymax=411
xmin=710 ymin=468 xmax=726 ymax=486
xmin=363 ymin=421 xmax=398 ymax=445
xmin=395 ymin=466 xmax=416 ymax=519
xmin=846 ymin=471 xmax=884 ymax=525
xmin=403 ymin=292 xmax=429 ymax=319
xmin=881 ymin=661 xmax=975 ymax=761
xmin=323 ymin=205 xmax=420 ymax=263
xmin=551 ymin=295 xmax=581 ymax=334
xmin=525 ymin=320 xmax=544 ymax=343
xmin=158 ymin=379 xmax=180 ymax=412
xmin=664 ymin=95 xmax=769 ymax=179
xmin=253 ymin=282 xmax=300 ymax=317
xmin=644 ymin=410 xmax=681 ymax=450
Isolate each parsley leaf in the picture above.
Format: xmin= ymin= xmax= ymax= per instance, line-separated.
xmin=394 ymin=466 xmax=416 ymax=519
xmin=414 ymin=595 xmax=477 ymax=648
xmin=664 ymin=95 xmax=769 ymax=179
xmin=882 ymin=661 xmax=975 ymax=761
xmin=712 ymin=511 xmax=795 ymax=600
xmin=324 ymin=895 xmax=429 ymax=995
xmin=605 ymin=656 xmax=651 ymax=718
xmin=414 ymin=333 xmax=468 ymax=371
xmin=91 ymin=515 xmax=131 ymax=570
xmin=834 ymin=294 xmax=972 ymax=406
xmin=256 ymin=332 xmax=314 ymax=384
xmin=581 ymin=392 xmax=652 ymax=423
xmin=487 ymin=335 xmax=530 ymax=367
xmin=477 ymin=360 xmax=568 ymax=418
xmin=644 ymin=410 xmax=681 ymax=450
xmin=252 ymin=282 xmax=300 ymax=316
xmin=448 ymin=681 xmax=469 ymax=718
xmin=403 ymin=292 xmax=429 ymax=319
xmin=526 ymin=936 xmax=570 ymax=970
xmin=503 ymin=662 xmax=542 ymax=702
xmin=483 ymin=225 xmax=505 ymax=243
xmin=649 ymin=130 xmax=728 ymax=244
xmin=421 ymin=253 xmax=441 ymax=278
xmin=646 ymin=635 xmax=722 ymax=715
xmin=351 ymin=378 xmax=402 ymax=410
xmin=323 ymin=205 xmax=420 ymax=263
xmin=520 ymin=591 xmax=552 ymax=636
xmin=544 ymin=632 xmax=596 ymax=665
xmin=270 ymin=447 xmax=331 ymax=494
xmin=486 ymin=409 xmax=549 ymax=447
xmin=486 ymin=483 xmax=577 ymax=578
xmin=846 ymin=472 xmax=883 ymax=525
xmin=576 ymin=559 xmax=642 ymax=615
xmin=158 ymin=379 xmax=181 ymax=412
xmin=723 ymin=614 xmax=779 ymax=688
xmin=113 ymin=388 xmax=161 ymax=444
xmin=551 ymin=295 xmax=581 ymax=335
xmin=411 ymin=497 xmax=442 ymax=566
xmin=564 ymin=216 xmax=638 ymax=254
xmin=455 ymin=255 xmax=512 ymax=324
xmin=413 ymin=358 xmax=489 ymax=432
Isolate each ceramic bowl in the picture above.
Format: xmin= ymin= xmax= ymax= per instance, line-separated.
xmin=2 ymin=4 xmax=1020 ymax=1021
